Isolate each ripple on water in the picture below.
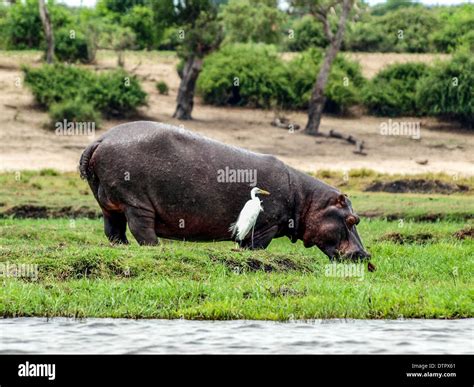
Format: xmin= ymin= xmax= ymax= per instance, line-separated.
xmin=0 ymin=318 xmax=472 ymax=354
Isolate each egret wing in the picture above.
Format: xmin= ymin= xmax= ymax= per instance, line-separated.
xmin=230 ymin=199 xmax=262 ymax=241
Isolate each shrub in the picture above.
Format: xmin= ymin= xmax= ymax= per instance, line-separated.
xmin=49 ymin=98 xmax=101 ymax=129
xmin=23 ymin=64 xmax=95 ymax=108
xmin=88 ymin=70 xmax=147 ymax=117
xmin=23 ymin=64 xmax=147 ymax=118
xmin=156 ymin=81 xmax=169 ymax=95
xmin=4 ymin=0 xmax=72 ymax=50
xmin=286 ymin=15 xmax=328 ymax=51
xmin=197 ymin=43 xmax=293 ymax=108
xmin=54 ymin=28 xmax=92 ymax=63
xmin=285 ymin=48 xmax=366 ymax=113
xmin=363 ymin=62 xmax=430 ymax=116
xmin=121 ymin=5 xmax=157 ymax=49
xmin=431 ymin=5 xmax=474 ymax=53
xmin=416 ymin=50 xmax=473 ymax=127
xmin=344 ymin=22 xmax=393 ymax=52
xmin=345 ymin=7 xmax=439 ymax=53
xmin=220 ymin=0 xmax=287 ymax=45
xmin=158 ymin=26 xmax=181 ymax=50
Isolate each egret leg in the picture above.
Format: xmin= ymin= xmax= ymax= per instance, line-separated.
xmin=243 ymin=225 xmax=278 ymax=250
xmin=251 ymin=225 xmax=255 ymax=249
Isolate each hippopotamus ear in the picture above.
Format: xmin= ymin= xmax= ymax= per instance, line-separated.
xmin=335 ymin=194 xmax=347 ymax=208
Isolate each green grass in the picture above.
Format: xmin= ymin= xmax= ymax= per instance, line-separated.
xmin=1 ymin=218 xmax=472 ymax=319
xmin=0 ymin=170 xmax=472 ymax=320
xmin=0 ymin=170 xmax=472 ymax=221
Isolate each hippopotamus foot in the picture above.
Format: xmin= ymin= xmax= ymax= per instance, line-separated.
xmin=124 ymin=207 xmax=158 ymax=246
xmin=103 ymin=210 xmax=129 ymax=244
xmin=240 ymin=225 xmax=278 ymax=250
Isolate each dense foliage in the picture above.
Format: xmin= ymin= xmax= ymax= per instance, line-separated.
xmin=220 ymin=0 xmax=287 ymax=45
xmin=197 ymin=44 xmax=293 ymax=108
xmin=49 ymin=99 xmax=101 ymax=128
xmin=197 ymin=45 xmax=365 ymax=113
xmin=23 ymin=64 xmax=147 ymax=123
xmin=285 ymin=48 xmax=366 ymax=113
xmin=416 ymin=51 xmax=474 ymax=127
xmin=363 ymin=63 xmax=430 ymax=116
xmin=2 ymin=1 xmax=472 ymax=55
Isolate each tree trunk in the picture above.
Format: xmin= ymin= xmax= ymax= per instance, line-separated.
xmin=173 ymin=56 xmax=203 ymax=120
xmin=38 ymin=0 xmax=54 ymax=64
xmin=305 ymin=0 xmax=353 ymax=135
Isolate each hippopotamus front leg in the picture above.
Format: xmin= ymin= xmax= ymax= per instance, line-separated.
xmin=124 ymin=207 xmax=158 ymax=246
xmin=241 ymin=225 xmax=279 ymax=250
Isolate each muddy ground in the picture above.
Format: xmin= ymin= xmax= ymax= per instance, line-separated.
xmin=0 ymin=50 xmax=472 ymax=176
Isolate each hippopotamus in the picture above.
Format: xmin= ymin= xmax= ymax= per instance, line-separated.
xmin=79 ymin=121 xmax=370 ymax=260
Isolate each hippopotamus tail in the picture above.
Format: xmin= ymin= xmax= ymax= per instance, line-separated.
xmin=79 ymin=140 xmax=101 ymax=181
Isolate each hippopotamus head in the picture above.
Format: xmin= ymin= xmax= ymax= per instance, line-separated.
xmin=301 ymin=191 xmax=370 ymax=261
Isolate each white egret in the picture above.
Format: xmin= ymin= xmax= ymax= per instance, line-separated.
xmin=229 ymin=187 xmax=270 ymax=246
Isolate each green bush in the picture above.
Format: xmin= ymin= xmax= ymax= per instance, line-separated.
xmin=4 ymin=0 xmax=72 ymax=50
xmin=345 ymin=7 xmax=439 ymax=53
xmin=431 ymin=5 xmax=474 ymax=53
xmin=286 ymin=15 xmax=328 ymax=51
xmin=197 ymin=43 xmax=293 ymax=108
xmin=23 ymin=64 xmax=147 ymax=118
xmin=197 ymin=45 xmax=365 ymax=113
xmin=49 ymin=98 xmax=101 ymax=129
xmin=285 ymin=48 xmax=366 ymax=113
xmin=158 ymin=26 xmax=181 ymax=50
xmin=344 ymin=21 xmax=393 ymax=52
xmin=23 ymin=64 xmax=95 ymax=108
xmin=156 ymin=81 xmax=169 ymax=95
xmin=88 ymin=70 xmax=148 ymax=117
xmin=220 ymin=0 xmax=287 ymax=45
xmin=363 ymin=62 xmax=429 ymax=116
xmin=121 ymin=5 xmax=157 ymax=49
xmin=416 ymin=50 xmax=473 ymax=127
xmin=54 ymin=28 xmax=92 ymax=63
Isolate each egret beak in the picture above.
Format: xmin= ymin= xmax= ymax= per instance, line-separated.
xmin=257 ymin=189 xmax=270 ymax=195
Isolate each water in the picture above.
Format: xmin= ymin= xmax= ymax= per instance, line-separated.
xmin=0 ymin=318 xmax=472 ymax=354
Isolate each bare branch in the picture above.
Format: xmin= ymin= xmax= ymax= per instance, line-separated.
xmin=315 ymin=9 xmax=334 ymax=42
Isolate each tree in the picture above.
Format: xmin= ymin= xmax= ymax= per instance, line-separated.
xmin=38 ymin=0 xmax=54 ymax=63
xmin=154 ymin=0 xmax=223 ymax=120
xmin=292 ymin=0 xmax=355 ymax=135
xmin=220 ymin=0 xmax=287 ymax=45
xmin=96 ymin=24 xmax=136 ymax=67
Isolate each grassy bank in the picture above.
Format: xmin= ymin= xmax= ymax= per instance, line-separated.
xmin=0 ymin=170 xmax=473 ymax=221
xmin=0 ymin=170 xmax=472 ymax=319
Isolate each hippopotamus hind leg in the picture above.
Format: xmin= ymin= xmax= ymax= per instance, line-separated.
xmin=124 ymin=207 xmax=158 ymax=246
xmin=103 ymin=210 xmax=129 ymax=244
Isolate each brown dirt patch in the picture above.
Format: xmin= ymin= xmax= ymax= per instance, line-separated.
xmin=365 ymin=179 xmax=469 ymax=194
xmin=379 ymin=232 xmax=435 ymax=244
xmin=453 ymin=227 xmax=474 ymax=240
xmin=1 ymin=205 xmax=100 ymax=219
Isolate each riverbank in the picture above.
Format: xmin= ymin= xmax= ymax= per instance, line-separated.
xmin=0 ymin=170 xmax=472 ymax=320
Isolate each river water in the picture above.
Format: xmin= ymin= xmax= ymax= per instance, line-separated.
xmin=0 ymin=318 xmax=472 ymax=354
